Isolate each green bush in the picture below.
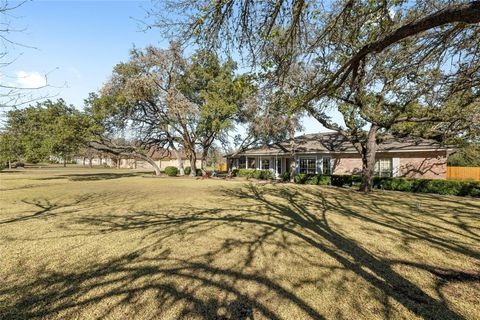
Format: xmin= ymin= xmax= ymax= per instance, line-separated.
xmin=373 ymin=176 xmax=480 ymax=197
xmin=237 ymin=169 xmax=272 ymax=180
xmin=184 ymin=166 xmax=202 ymax=176
xmin=282 ymin=171 xmax=291 ymax=182
xmin=230 ymin=169 xmax=238 ymax=177
xmin=293 ymin=174 xmax=331 ymax=185
xmin=164 ymin=166 xmax=178 ymax=176
xmin=331 ymin=175 xmax=361 ymax=187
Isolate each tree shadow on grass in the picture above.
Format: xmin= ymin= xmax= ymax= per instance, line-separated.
xmin=0 ymin=192 xmax=125 ymax=225
xmin=1 ymin=183 xmax=479 ymax=319
xmin=36 ymin=172 xmax=149 ymax=181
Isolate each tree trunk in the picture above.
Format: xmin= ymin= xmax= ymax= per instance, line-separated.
xmin=82 ymin=157 xmax=86 ymax=166
xmin=189 ymin=153 xmax=197 ymax=177
xmin=200 ymin=150 xmax=208 ymax=176
xmin=139 ymin=156 xmax=161 ymax=176
xmin=89 ymin=157 xmax=93 ymax=168
xmin=63 ymin=157 xmax=67 ymax=167
xmin=116 ymin=158 xmax=121 ymax=169
xmin=174 ymin=150 xmax=184 ymax=176
xmin=359 ymin=126 xmax=379 ymax=192
xmin=8 ymin=160 xmax=11 ymax=169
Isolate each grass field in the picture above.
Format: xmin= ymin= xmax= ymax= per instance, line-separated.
xmin=1 ymin=167 xmax=479 ymax=319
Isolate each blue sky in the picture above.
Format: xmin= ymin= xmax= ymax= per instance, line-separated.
xmin=4 ymin=0 xmax=328 ymax=134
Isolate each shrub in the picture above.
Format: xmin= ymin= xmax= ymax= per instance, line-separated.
xmin=164 ymin=166 xmax=178 ymax=176
xmin=230 ymin=169 xmax=238 ymax=177
xmin=373 ymin=176 xmax=480 ymax=197
xmin=282 ymin=171 xmax=291 ymax=182
xmin=294 ymin=173 xmax=309 ymax=184
xmin=293 ymin=174 xmax=331 ymax=185
xmin=237 ymin=169 xmax=272 ymax=180
xmin=331 ymin=175 xmax=352 ymax=187
xmin=184 ymin=166 xmax=202 ymax=176
xmin=237 ymin=168 xmax=256 ymax=178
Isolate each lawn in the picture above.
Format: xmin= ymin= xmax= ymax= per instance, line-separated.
xmin=0 ymin=168 xmax=479 ymax=320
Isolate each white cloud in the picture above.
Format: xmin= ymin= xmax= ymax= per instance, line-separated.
xmin=16 ymin=71 xmax=47 ymax=88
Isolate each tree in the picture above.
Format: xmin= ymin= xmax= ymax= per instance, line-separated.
xmin=447 ymin=145 xmax=480 ymax=167
xmin=0 ymin=99 xmax=93 ymax=165
xmin=90 ymin=45 xmax=252 ymax=177
xmin=152 ymin=0 xmax=480 ymax=191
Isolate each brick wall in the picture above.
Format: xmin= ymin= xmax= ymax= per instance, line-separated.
xmin=331 ymin=151 xmax=447 ymax=179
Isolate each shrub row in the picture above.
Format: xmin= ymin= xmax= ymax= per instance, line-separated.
xmin=237 ymin=168 xmax=273 ymax=180
xmin=294 ymin=174 xmax=362 ymax=186
xmin=294 ymin=173 xmax=331 ymax=185
xmin=293 ymin=173 xmax=479 ymax=197
xmin=373 ymin=177 xmax=480 ymax=197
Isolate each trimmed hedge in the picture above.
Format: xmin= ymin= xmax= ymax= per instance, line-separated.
xmin=330 ymin=175 xmax=362 ymax=187
xmin=292 ymin=174 xmax=479 ymax=197
xmin=294 ymin=174 xmax=331 ymax=185
xmin=373 ymin=177 xmax=480 ymax=197
xmin=184 ymin=166 xmax=202 ymax=176
xmin=164 ymin=166 xmax=178 ymax=177
xmin=237 ymin=168 xmax=273 ymax=180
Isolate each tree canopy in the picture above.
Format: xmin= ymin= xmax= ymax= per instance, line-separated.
xmin=87 ymin=46 xmax=254 ymax=175
xmin=151 ymin=0 xmax=480 ymax=190
xmin=0 ymin=99 xmax=93 ymax=166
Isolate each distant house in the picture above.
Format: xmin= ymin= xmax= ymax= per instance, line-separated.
xmin=226 ymin=132 xmax=453 ymax=179
xmin=75 ymin=148 xmax=203 ymax=170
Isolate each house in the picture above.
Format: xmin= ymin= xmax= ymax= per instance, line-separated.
xmin=75 ymin=148 xmax=203 ymax=171
xmin=226 ymin=132 xmax=452 ymax=179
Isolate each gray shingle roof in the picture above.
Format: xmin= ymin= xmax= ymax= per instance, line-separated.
xmin=229 ymin=132 xmax=449 ymax=157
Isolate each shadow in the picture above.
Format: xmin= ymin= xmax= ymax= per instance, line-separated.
xmin=0 ymin=193 xmax=121 ymax=225
xmin=36 ymin=172 xmax=144 ymax=181
xmin=1 ymin=183 xmax=479 ymax=319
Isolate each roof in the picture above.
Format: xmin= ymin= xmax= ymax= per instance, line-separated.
xmin=228 ymin=132 xmax=450 ymax=157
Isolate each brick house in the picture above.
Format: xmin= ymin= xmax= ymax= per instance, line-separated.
xmin=226 ymin=132 xmax=452 ymax=179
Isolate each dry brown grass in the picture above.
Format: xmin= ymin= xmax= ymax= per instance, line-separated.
xmin=1 ymin=167 xmax=479 ymax=319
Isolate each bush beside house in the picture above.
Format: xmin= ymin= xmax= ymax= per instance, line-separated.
xmin=237 ymin=169 xmax=273 ymax=180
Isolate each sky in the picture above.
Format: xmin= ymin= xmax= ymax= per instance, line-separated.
xmin=2 ymin=0 xmax=329 ymax=134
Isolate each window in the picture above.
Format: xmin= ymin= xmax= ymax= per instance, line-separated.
xmin=238 ymin=158 xmax=246 ymax=168
xmin=375 ymin=158 xmax=392 ymax=177
xmin=322 ymin=157 xmax=332 ymax=175
xmin=299 ymin=158 xmax=316 ymax=174
xmin=261 ymin=159 xmax=270 ymax=170
xmin=275 ymin=159 xmax=282 ymax=174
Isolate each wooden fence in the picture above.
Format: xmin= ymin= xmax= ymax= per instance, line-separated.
xmin=216 ymin=163 xmax=227 ymax=172
xmin=447 ymin=166 xmax=480 ymax=181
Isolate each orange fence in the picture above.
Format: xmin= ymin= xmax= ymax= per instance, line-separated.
xmin=216 ymin=163 xmax=227 ymax=172
xmin=447 ymin=166 xmax=480 ymax=181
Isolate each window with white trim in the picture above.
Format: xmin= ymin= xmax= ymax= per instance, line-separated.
xmin=299 ymin=158 xmax=316 ymax=174
xmin=322 ymin=157 xmax=332 ymax=175
xmin=375 ymin=158 xmax=393 ymax=177
xmin=261 ymin=159 xmax=270 ymax=170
